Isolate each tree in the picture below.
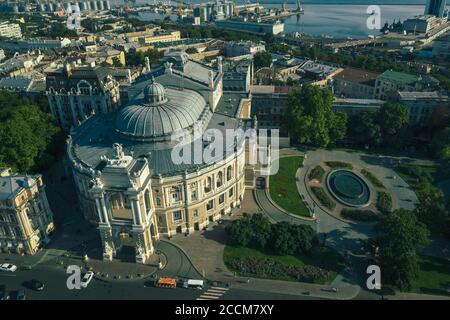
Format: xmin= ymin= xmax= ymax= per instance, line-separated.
xmin=253 ymin=51 xmax=272 ymax=70
xmin=377 ymin=103 xmax=410 ymax=146
xmin=225 ymin=214 xmax=252 ymax=247
xmin=329 ymin=111 xmax=347 ymax=144
xmin=431 ymin=126 xmax=450 ymax=162
xmin=125 ymin=49 xmax=162 ymax=67
xmin=415 ymin=184 xmax=449 ymax=235
xmin=111 ymin=57 xmax=123 ymax=67
xmin=284 ymin=84 xmax=347 ymax=147
xmin=270 ymin=222 xmax=297 ymax=255
xmin=0 ymin=92 xmax=63 ymax=173
xmin=369 ymin=209 xmax=429 ymax=290
xmin=249 ymin=213 xmax=272 ymax=249
xmin=291 ymin=224 xmax=317 ymax=254
xmin=349 ymin=110 xmax=382 ymax=147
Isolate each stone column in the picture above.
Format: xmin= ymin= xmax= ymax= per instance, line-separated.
xmin=100 ymin=196 xmax=109 ymax=225
xmin=131 ymin=198 xmax=142 ymax=226
xmin=94 ymin=197 xmax=104 ymax=224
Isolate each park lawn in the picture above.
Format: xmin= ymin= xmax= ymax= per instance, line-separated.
xmin=410 ymin=255 xmax=450 ymax=296
xmin=269 ymin=156 xmax=310 ymax=217
xmin=223 ymin=245 xmax=344 ymax=285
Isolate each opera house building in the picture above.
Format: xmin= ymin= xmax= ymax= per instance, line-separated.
xmin=66 ymin=52 xmax=258 ymax=263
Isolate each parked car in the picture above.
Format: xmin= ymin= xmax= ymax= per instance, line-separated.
xmin=183 ymin=279 xmax=204 ymax=290
xmin=10 ymin=290 xmax=26 ymax=300
xmin=80 ymin=271 xmax=94 ymax=288
xmin=27 ymin=279 xmax=44 ymax=291
xmin=0 ymin=263 xmax=18 ymax=272
xmin=0 ymin=285 xmax=9 ymax=300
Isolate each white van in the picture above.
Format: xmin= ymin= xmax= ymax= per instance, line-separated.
xmin=80 ymin=271 xmax=94 ymax=288
xmin=183 ymin=279 xmax=204 ymax=290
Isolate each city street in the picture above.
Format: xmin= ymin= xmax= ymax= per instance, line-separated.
xmin=0 ymin=264 xmax=324 ymax=300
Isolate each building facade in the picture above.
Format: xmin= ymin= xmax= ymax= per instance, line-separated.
xmin=333 ymin=67 xmax=379 ymax=99
xmin=396 ymin=91 xmax=449 ymax=124
xmin=45 ymin=61 xmax=121 ymax=130
xmin=374 ymin=70 xmax=440 ymax=100
xmin=424 ymin=0 xmax=447 ymax=18
xmin=0 ymin=168 xmax=54 ymax=255
xmin=225 ymin=41 xmax=266 ymax=57
xmin=0 ymin=21 xmax=22 ymax=39
xmin=403 ymin=15 xmax=441 ymax=34
xmin=215 ymin=19 xmax=284 ymax=35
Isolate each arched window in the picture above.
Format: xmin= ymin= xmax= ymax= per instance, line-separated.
xmin=77 ymin=80 xmax=92 ymax=95
xmin=217 ymin=171 xmax=223 ymax=188
xmin=110 ymin=193 xmax=122 ymax=209
xmin=205 ymin=176 xmax=212 ymax=193
xmin=227 ymin=166 xmax=233 ymax=181
xmin=144 ymin=189 xmax=151 ymax=213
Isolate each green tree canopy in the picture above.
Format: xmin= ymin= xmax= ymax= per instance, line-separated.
xmin=284 ymin=84 xmax=347 ymax=147
xmin=225 ymin=213 xmax=316 ymax=255
xmin=377 ymin=103 xmax=410 ymax=146
xmin=348 ymin=103 xmax=409 ymax=147
xmin=0 ymin=91 xmax=63 ymax=173
xmin=125 ymin=49 xmax=163 ymax=67
xmin=432 ymin=126 xmax=450 ymax=162
xmin=368 ymin=209 xmax=429 ymax=290
xmin=253 ymin=51 xmax=272 ymax=70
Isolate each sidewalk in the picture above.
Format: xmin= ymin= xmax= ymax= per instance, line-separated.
xmin=386 ymin=292 xmax=450 ymax=300
xmin=231 ymin=277 xmax=360 ymax=300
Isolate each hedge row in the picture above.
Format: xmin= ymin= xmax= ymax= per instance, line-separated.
xmin=361 ymin=169 xmax=385 ymax=189
xmin=377 ymin=191 xmax=393 ymax=213
xmin=226 ymin=256 xmax=334 ymax=284
xmin=325 ymin=161 xmax=353 ymax=169
xmin=341 ymin=208 xmax=381 ymax=222
xmin=311 ymin=186 xmax=336 ymax=210
xmin=308 ymin=165 xmax=326 ymax=181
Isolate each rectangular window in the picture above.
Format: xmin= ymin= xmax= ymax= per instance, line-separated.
xmin=206 ymin=200 xmax=214 ymax=211
xmin=191 ymin=189 xmax=197 ymax=201
xmin=229 ymin=187 xmax=234 ymax=198
xmin=173 ymin=211 xmax=182 ymax=221
xmin=219 ymin=193 xmax=225 ymax=205
xmin=193 ymin=210 xmax=198 ymax=217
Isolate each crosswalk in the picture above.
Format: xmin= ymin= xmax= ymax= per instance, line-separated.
xmin=196 ymin=286 xmax=229 ymax=300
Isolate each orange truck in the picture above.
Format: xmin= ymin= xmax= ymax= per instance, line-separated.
xmin=155 ymin=277 xmax=177 ymax=288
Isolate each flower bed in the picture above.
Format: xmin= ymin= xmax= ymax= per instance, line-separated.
xmin=225 ymin=256 xmax=335 ymax=284
xmin=308 ymin=165 xmax=325 ymax=182
xmin=361 ymin=169 xmax=385 ymax=189
xmin=311 ymin=186 xmax=336 ymax=210
xmin=377 ymin=191 xmax=393 ymax=213
xmin=325 ymin=161 xmax=353 ymax=169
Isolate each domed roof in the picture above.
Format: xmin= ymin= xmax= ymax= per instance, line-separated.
xmin=115 ymin=80 xmax=207 ymax=140
xmin=143 ymin=79 xmax=167 ymax=105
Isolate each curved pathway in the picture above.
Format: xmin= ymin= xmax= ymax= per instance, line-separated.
xmin=255 ymin=188 xmax=315 ymax=227
xmin=154 ymin=240 xmax=202 ymax=280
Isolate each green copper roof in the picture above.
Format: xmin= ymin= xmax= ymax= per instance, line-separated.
xmin=378 ymin=70 xmax=418 ymax=85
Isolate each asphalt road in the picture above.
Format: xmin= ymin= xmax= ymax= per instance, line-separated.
xmin=1 ymin=265 xmax=324 ymax=300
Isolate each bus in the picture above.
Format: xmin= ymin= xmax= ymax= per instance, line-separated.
xmin=155 ymin=277 xmax=177 ymax=288
xmin=183 ymin=279 xmax=204 ymax=290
